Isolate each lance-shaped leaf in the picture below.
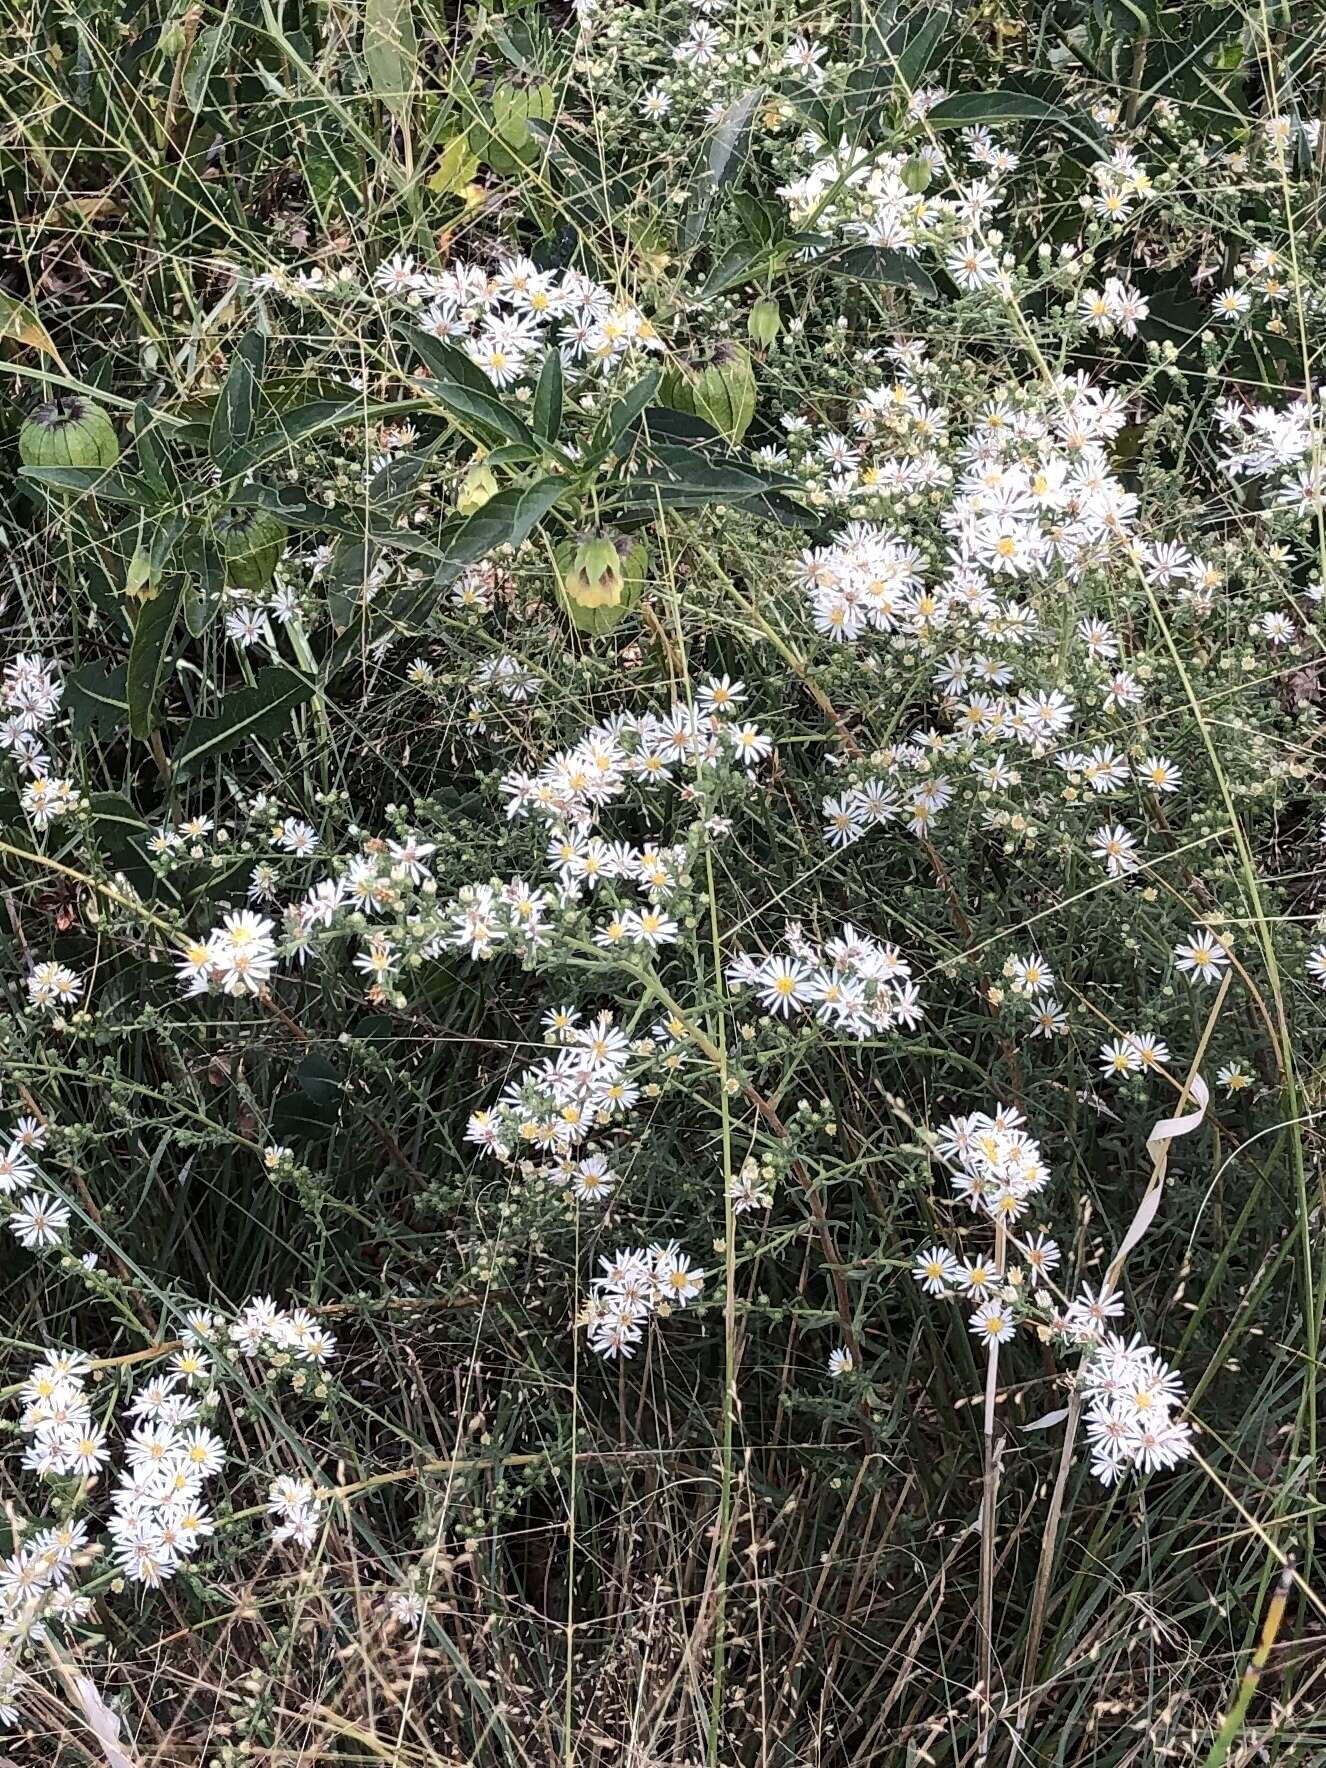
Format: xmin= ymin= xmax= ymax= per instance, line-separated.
xmin=820 ymin=247 xmax=937 ymax=297
xmin=377 ymin=477 xmax=565 ymax=636
xmin=399 ymin=325 xmax=535 ymax=447
xmin=210 ymin=330 xmax=266 ymax=471
xmin=532 ymin=348 xmax=563 ymax=442
xmin=20 ymin=467 xmax=157 ymax=509
xmin=127 ymin=577 xmax=186 ymax=740
xmin=174 ymin=669 xmax=315 ymax=775
xmin=364 ymin=0 xmax=417 ymax=119
xmin=66 ymin=663 xmax=130 ymax=738
xmin=587 ymin=368 xmax=659 ymax=463
xmin=926 ymin=89 xmax=1107 ymax=158
xmin=683 ymin=87 xmax=761 ymax=247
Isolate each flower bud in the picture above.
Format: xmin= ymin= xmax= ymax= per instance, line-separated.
xmin=747 ymin=297 xmax=782 ymax=347
xmin=455 ymin=462 xmax=499 ymax=516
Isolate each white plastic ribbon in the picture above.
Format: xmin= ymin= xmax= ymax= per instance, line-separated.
xmin=1109 ymin=1073 xmax=1210 ymax=1281
xmin=74 ymin=1678 xmax=137 ymax=1768
xmin=1145 ymin=1072 xmax=1210 ymax=1169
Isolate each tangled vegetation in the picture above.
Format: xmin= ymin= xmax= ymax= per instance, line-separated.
xmin=3 ymin=0 xmax=1326 ymax=1762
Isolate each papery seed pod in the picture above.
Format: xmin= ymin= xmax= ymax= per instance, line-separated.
xmin=19 ymin=397 xmax=121 ymax=471
xmin=215 ymin=507 xmax=287 ymax=592
xmin=660 ymin=342 xmax=756 ymax=444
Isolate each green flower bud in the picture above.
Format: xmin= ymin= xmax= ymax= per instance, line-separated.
xmin=456 ymin=462 xmax=499 ymax=516
xmin=747 ymin=297 xmax=782 ymax=347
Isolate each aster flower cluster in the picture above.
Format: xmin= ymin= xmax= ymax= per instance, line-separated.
xmin=465 ymin=1011 xmax=709 ymax=1361
xmin=911 ymin=1105 xmax=1194 ymax=1484
xmin=167 ymin=684 xmax=768 ymax=1004
xmin=3 ymin=653 xmax=75 ymax=826
xmin=368 ymin=252 xmax=661 ymax=385
xmin=467 ymin=652 xmax=542 ymax=730
xmin=0 ymin=1113 xmax=74 ymax=1260
xmin=1215 ymin=387 xmax=1325 ymax=519
xmin=500 ymin=680 xmax=769 ymax=826
xmin=25 ymin=958 xmax=85 ymax=1015
xmin=778 ymin=113 xmax=1152 ymax=284
xmin=8 ymin=1293 xmax=335 ymax=1681
xmin=581 ymin=1242 xmax=706 ymax=1360
xmin=464 ymin=1007 xmax=640 ymax=1195
xmin=726 ymin=921 xmax=923 ymax=1035
xmin=778 ymin=132 xmax=1013 ymax=263
xmin=790 ymin=368 xmax=1133 ymax=599
xmin=177 ymin=908 xmax=280 ymax=997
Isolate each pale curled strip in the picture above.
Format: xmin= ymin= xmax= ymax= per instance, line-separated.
xmin=1110 ymin=1074 xmax=1211 ymax=1279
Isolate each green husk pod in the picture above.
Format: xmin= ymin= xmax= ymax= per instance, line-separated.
xmin=487 ymin=78 xmax=556 ymax=171
xmin=216 ymin=506 xmax=287 ymax=593
xmin=747 ymin=297 xmax=782 ymax=347
xmin=659 ymin=341 xmax=757 ymax=444
xmin=19 ymin=396 xmax=121 ymax=470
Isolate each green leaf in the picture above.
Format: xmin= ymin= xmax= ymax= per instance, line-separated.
xmin=611 ymin=440 xmax=816 ymax=529
xmin=730 ymin=192 xmax=785 ymax=247
xmin=401 ymin=327 xmax=495 ymax=396
xmin=127 ymin=578 xmax=185 ymax=741
xmin=86 ymin=793 xmax=150 ymax=837
xmin=614 ymin=445 xmax=807 ymax=513
xmin=700 ymin=239 xmax=788 ymax=301
xmin=210 ymin=330 xmax=266 ymax=471
xmin=235 ymin=483 xmax=444 ymax=559
xmin=180 ymin=532 xmax=225 ymax=638
xmin=364 ymin=0 xmax=417 ymax=119
xmin=428 ymin=132 xmax=480 ymax=195
xmin=532 ymin=348 xmax=563 ymax=442
xmin=683 ymin=88 xmax=761 ymax=246
xmin=149 ymin=511 xmax=188 ymax=583
xmin=925 ymin=88 xmax=1108 ymax=158
xmin=270 ymin=1090 xmax=337 ymax=1144
xmin=863 ymin=6 xmax=949 ymax=92
xmin=174 ymin=669 xmax=315 ymax=775
xmin=525 ymin=120 xmax=630 ymax=224
xmin=432 ymin=477 xmax=565 ymax=587
xmin=325 ymin=539 xmax=378 ymax=629
xmin=376 ymin=477 xmax=564 ymax=637
xmin=588 ymin=369 xmax=660 ymax=462
xmin=926 ymin=91 xmax=1068 ymax=127
xmin=132 ymin=403 xmax=173 ymax=495
xmin=707 ymin=87 xmax=760 ymax=186
xmin=20 ymin=467 xmax=157 ymax=509
xmin=821 ymin=247 xmax=937 ymax=297
xmin=229 ymin=397 xmax=363 ymax=474
xmin=65 ymin=663 xmax=129 ymax=737
xmin=400 ymin=325 xmax=535 ymax=447
xmin=296 ymin=1051 xmax=344 ymax=1107
xmin=182 ymin=22 xmax=230 ymax=114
